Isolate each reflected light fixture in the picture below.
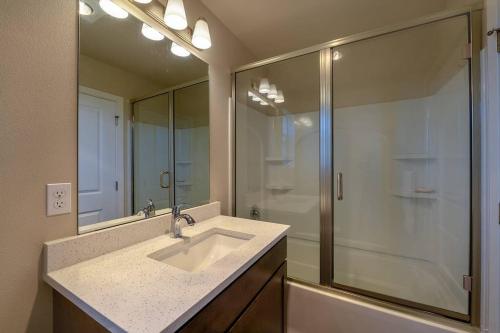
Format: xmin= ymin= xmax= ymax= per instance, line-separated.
xmin=267 ymin=84 xmax=278 ymax=99
xmin=79 ymin=1 xmax=93 ymax=15
xmin=164 ymin=0 xmax=188 ymax=30
xmin=259 ymin=78 xmax=270 ymax=94
xmin=299 ymin=117 xmax=313 ymax=127
xmin=99 ymin=0 xmax=128 ymax=19
xmin=192 ymin=18 xmax=212 ymax=49
xmin=333 ymin=51 xmax=343 ymax=61
xmin=171 ymin=42 xmax=190 ymax=57
xmin=275 ymin=90 xmax=285 ymax=103
xmin=141 ymin=23 xmax=165 ymax=41
xmin=134 ymin=0 xmax=152 ymax=3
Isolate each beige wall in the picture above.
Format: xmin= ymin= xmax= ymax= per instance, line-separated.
xmin=0 ymin=1 xmax=254 ymax=332
xmin=79 ymin=54 xmax=163 ymax=99
xmin=0 ymin=1 xmax=78 ymax=331
xmin=179 ymin=0 xmax=256 ymax=214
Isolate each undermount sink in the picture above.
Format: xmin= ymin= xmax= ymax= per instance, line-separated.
xmin=148 ymin=229 xmax=255 ymax=272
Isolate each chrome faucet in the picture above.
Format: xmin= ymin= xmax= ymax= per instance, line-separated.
xmin=170 ymin=205 xmax=196 ymax=238
xmin=142 ymin=199 xmax=156 ymax=219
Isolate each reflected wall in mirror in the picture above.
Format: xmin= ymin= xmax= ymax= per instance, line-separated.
xmin=78 ymin=0 xmax=209 ymax=233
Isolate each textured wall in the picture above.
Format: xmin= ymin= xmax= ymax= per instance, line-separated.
xmin=0 ymin=1 xmax=78 ymax=331
xmin=0 ymin=0 xmax=253 ymax=331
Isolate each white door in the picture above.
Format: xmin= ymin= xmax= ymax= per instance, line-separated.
xmin=78 ymin=92 xmax=121 ymax=226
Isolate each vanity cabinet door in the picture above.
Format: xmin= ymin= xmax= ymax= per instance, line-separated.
xmin=229 ymin=263 xmax=286 ymax=333
xmin=178 ymin=237 xmax=286 ymax=333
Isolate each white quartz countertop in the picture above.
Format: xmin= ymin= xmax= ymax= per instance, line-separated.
xmin=44 ymin=215 xmax=289 ymax=333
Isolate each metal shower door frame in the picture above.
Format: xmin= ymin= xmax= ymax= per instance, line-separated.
xmin=232 ymin=5 xmax=482 ymax=326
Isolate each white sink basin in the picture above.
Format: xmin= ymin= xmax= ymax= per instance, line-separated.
xmin=149 ymin=229 xmax=254 ymax=272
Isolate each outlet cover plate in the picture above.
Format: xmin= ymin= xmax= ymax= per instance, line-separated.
xmin=47 ymin=183 xmax=71 ymax=216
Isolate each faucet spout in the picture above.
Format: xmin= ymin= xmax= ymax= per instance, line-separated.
xmin=170 ymin=205 xmax=196 ymax=238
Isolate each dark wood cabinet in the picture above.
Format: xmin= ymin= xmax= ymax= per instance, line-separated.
xmin=53 ymin=237 xmax=287 ymax=333
xmin=178 ymin=237 xmax=287 ymax=333
xmin=229 ymin=264 xmax=286 ymax=333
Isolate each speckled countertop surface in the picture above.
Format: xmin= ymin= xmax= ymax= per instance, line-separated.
xmin=44 ymin=215 xmax=289 ymax=333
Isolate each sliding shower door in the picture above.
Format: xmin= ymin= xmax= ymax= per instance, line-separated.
xmin=234 ymin=11 xmax=478 ymax=322
xmin=133 ymin=93 xmax=172 ymax=212
xmin=332 ymin=15 xmax=471 ymax=317
xmin=235 ymin=52 xmax=321 ymax=283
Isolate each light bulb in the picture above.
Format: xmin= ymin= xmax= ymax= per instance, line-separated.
xmin=275 ymin=90 xmax=284 ymax=103
xmin=79 ymin=1 xmax=93 ymax=15
xmin=267 ymin=84 xmax=277 ymax=99
xmin=141 ymin=23 xmax=164 ymax=41
xmin=192 ymin=18 xmax=212 ymax=49
xmin=99 ymin=0 xmax=128 ymax=19
xmin=259 ymin=78 xmax=270 ymax=94
xmin=248 ymin=91 xmax=254 ymax=97
xmin=251 ymin=95 xmax=260 ymax=102
xmin=134 ymin=0 xmax=152 ymax=3
xmin=171 ymin=42 xmax=190 ymax=57
xmin=164 ymin=0 xmax=188 ymax=30
xmin=260 ymin=100 xmax=269 ymax=106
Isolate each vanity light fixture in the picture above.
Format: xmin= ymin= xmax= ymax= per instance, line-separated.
xmin=274 ymin=90 xmax=285 ymax=103
xmin=99 ymin=0 xmax=128 ymax=19
xmin=258 ymin=78 xmax=270 ymax=94
xmin=134 ymin=0 xmax=152 ymax=3
xmin=171 ymin=42 xmax=191 ymax=57
xmin=141 ymin=23 xmax=165 ymax=41
xmin=192 ymin=18 xmax=212 ymax=49
xmin=164 ymin=0 xmax=188 ymax=30
xmin=267 ymin=84 xmax=278 ymax=99
xmin=79 ymin=1 xmax=94 ymax=15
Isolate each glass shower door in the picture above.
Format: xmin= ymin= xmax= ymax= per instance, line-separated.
xmin=235 ymin=52 xmax=321 ymax=283
xmin=133 ymin=93 xmax=171 ymax=212
xmin=332 ymin=16 xmax=471 ymax=316
xmin=173 ymin=81 xmax=210 ymax=207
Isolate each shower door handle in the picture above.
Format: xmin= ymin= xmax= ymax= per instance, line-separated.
xmin=337 ymin=172 xmax=343 ymax=200
xmin=160 ymin=170 xmax=170 ymax=189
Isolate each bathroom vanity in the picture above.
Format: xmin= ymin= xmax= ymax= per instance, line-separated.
xmin=44 ymin=203 xmax=288 ymax=333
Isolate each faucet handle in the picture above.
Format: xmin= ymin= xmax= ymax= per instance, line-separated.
xmin=172 ymin=205 xmax=181 ymax=215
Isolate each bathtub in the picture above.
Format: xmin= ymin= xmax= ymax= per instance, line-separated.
xmin=286 ymin=281 xmax=477 ymax=333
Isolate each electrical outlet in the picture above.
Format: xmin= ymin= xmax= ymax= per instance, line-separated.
xmin=47 ymin=183 xmax=71 ymax=216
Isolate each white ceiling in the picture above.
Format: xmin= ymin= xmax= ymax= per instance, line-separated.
xmin=201 ymin=0 xmax=478 ymax=59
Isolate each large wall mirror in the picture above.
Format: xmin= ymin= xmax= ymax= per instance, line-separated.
xmin=78 ymin=0 xmax=209 ymax=233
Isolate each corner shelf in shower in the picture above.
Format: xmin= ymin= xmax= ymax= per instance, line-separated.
xmin=265 ymin=157 xmax=292 ymax=163
xmin=392 ymin=191 xmax=437 ymax=200
xmin=176 ymin=182 xmax=193 ymax=187
xmin=392 ymin=154 xmax=436 ymax=160
xmin=265 ymin=184 xmax=294 ymax=191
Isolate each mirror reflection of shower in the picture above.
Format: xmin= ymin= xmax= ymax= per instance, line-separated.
xmin=77 ymin=3 xmax=209 ymax=233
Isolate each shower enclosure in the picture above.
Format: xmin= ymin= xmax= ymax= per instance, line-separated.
xmin=233 ymin=8 xmax=481 ymax=323
xmin=132 ymin=80 xmax=210 ymax=213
